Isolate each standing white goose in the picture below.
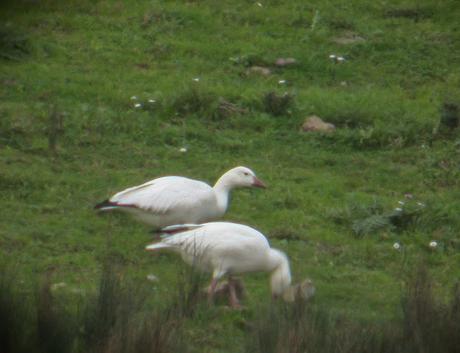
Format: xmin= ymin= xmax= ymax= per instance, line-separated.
xmin=95 ymin=166 xmax=265 ymax=228
xmin=146 ymin=222 xmax=293 ymax=308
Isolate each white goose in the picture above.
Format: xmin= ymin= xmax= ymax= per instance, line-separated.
xmin=146 ymin=222 xmax=294 ymax=308
xmin=95 ymin=166 xmax=265 ymax=228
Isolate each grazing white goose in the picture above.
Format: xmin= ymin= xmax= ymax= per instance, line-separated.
xmin=146 ymin=222 xmax=292 ymax=308
xmin=95 ymin=166 xmax=265 ymax=228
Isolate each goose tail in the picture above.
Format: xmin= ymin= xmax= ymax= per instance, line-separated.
xmin=94 ymin=199 xmax=118 ymax=211
xmin=146 ymin=242 xmax=171 ymax=251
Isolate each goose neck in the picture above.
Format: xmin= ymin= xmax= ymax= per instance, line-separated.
xmin=213 ymin=178 xmax=232 ymax=213
xmin=213 ymin=172 xmax=235 ymax=191
xmin=269 ymin=249 xmax=292 ymax=297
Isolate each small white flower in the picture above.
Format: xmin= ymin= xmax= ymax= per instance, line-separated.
xmin=329 ymin=54 xmax=336 ymax=59
xmin=417 ymin=202 xmax=425 ymax=207
xmin=398 ymin=201 xmax=405 ymax=205
xmin=134 ymin=103 xmax=142 ymax=108
xmin=51 ymin=282 xmax=67 ymax=291
xmin=130 ymin=96 xmax=138 ymax=100
xmin=179 ymin=147 xmax=187 ymax=153
xmin=192 ymin=77 xmax=200 ymax=82
xmin=429 ymin=241 xmax=437 ymax=248
xmin=278 ymin=80 xmax=286 ymax=84
xmin=395 ymin=207 xmax=403 ymax=212
xmin=256 ymin=2 xmax=263 ymax=7
xmin=337 ymin=56 xmax=346 ymax=62
xmin=148 ymin=99 xmax=156 ymax=103
xmin=393 ymin=242 xmax=401 ymax=250
xmin=146 ymin=274 xmax=158 ymax=282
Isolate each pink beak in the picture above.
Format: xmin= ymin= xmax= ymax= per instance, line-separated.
xmin=252 ymin=177 xmax=267 ymax=189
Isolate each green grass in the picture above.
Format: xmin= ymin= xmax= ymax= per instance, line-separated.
xmin=1 ymin=0 xmax=460 ymax=351
xmin=1 ymin=261 xmax=459 ymax=353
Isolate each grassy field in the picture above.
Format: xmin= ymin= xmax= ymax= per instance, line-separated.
xmin=1 ymin=0 xmax=460 ymax=351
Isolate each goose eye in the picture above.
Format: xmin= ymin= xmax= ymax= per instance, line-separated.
xmin=243 ymin=172 xmax=249 ymax=176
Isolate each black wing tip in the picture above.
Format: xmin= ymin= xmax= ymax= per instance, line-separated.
xmin=94 ymin=199 xmax=115 ymax=210
xmin=160 ymin=225 xmax=203 ymax=235
xmin=150 ymin=228 xmax=162 ymax=235
xmin=150 ymin=228 xmax=176 ymax=237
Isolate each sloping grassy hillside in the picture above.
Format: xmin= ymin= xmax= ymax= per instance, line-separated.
xmin=1 ymin=0 xmax=460 ymax=351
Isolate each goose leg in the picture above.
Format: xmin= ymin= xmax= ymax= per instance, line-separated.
xmin=228 ymin=278 xmax=242 ymax=309
xmin=207 ymin=278 xmax=218 ymax=304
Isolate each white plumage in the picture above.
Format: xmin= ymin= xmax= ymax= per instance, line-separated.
xmin=146 ymin=222 xmax=292 ymax=307
xmin=95 ymin=166 xmax=265 ymax=228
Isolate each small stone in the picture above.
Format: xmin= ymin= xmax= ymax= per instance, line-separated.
xmin=146 ymin=274 xmax=159 ymax=282
xmin=275 ymin=57 xmax=297 ymax=67
xmin=332 ymin=31 xmax=366 ymax=45
xmin=301 ymin=115 xmax=335 ymax=133
xmin=247 ymin=66 xmax=271 ymax=76
xmin=429 ymin=241 xmax=437 ymax=249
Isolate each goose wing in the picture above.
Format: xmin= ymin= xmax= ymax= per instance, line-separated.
xmin=109 ymin=176 xmax=215 ymax=215
xmin=148 ymin=222 xmax=270 ymax=260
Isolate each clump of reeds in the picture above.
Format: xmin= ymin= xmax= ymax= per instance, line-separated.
xmin=246 ymin=264 xmax=460 ymax=353
xmin=1 ymin=261 xmax=458 ymax=353
xmin=401 ymin=266 xmax=460 ymax=353
xmin=0 ymin=260 xmax=202 ymax=353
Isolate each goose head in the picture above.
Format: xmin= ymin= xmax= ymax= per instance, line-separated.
xmin=282 ymin=278 xmax=316 ymax=302
xmin=269 ymin=249 xmax=316 ymax=302
xmin=216 ymin=166 xmax=266 ymax=190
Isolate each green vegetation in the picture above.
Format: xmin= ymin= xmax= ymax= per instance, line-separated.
xmin=1 ymin=263 xmax=459 ymax=353
xmin=1 ymin=0 xmax=459 ymax=351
